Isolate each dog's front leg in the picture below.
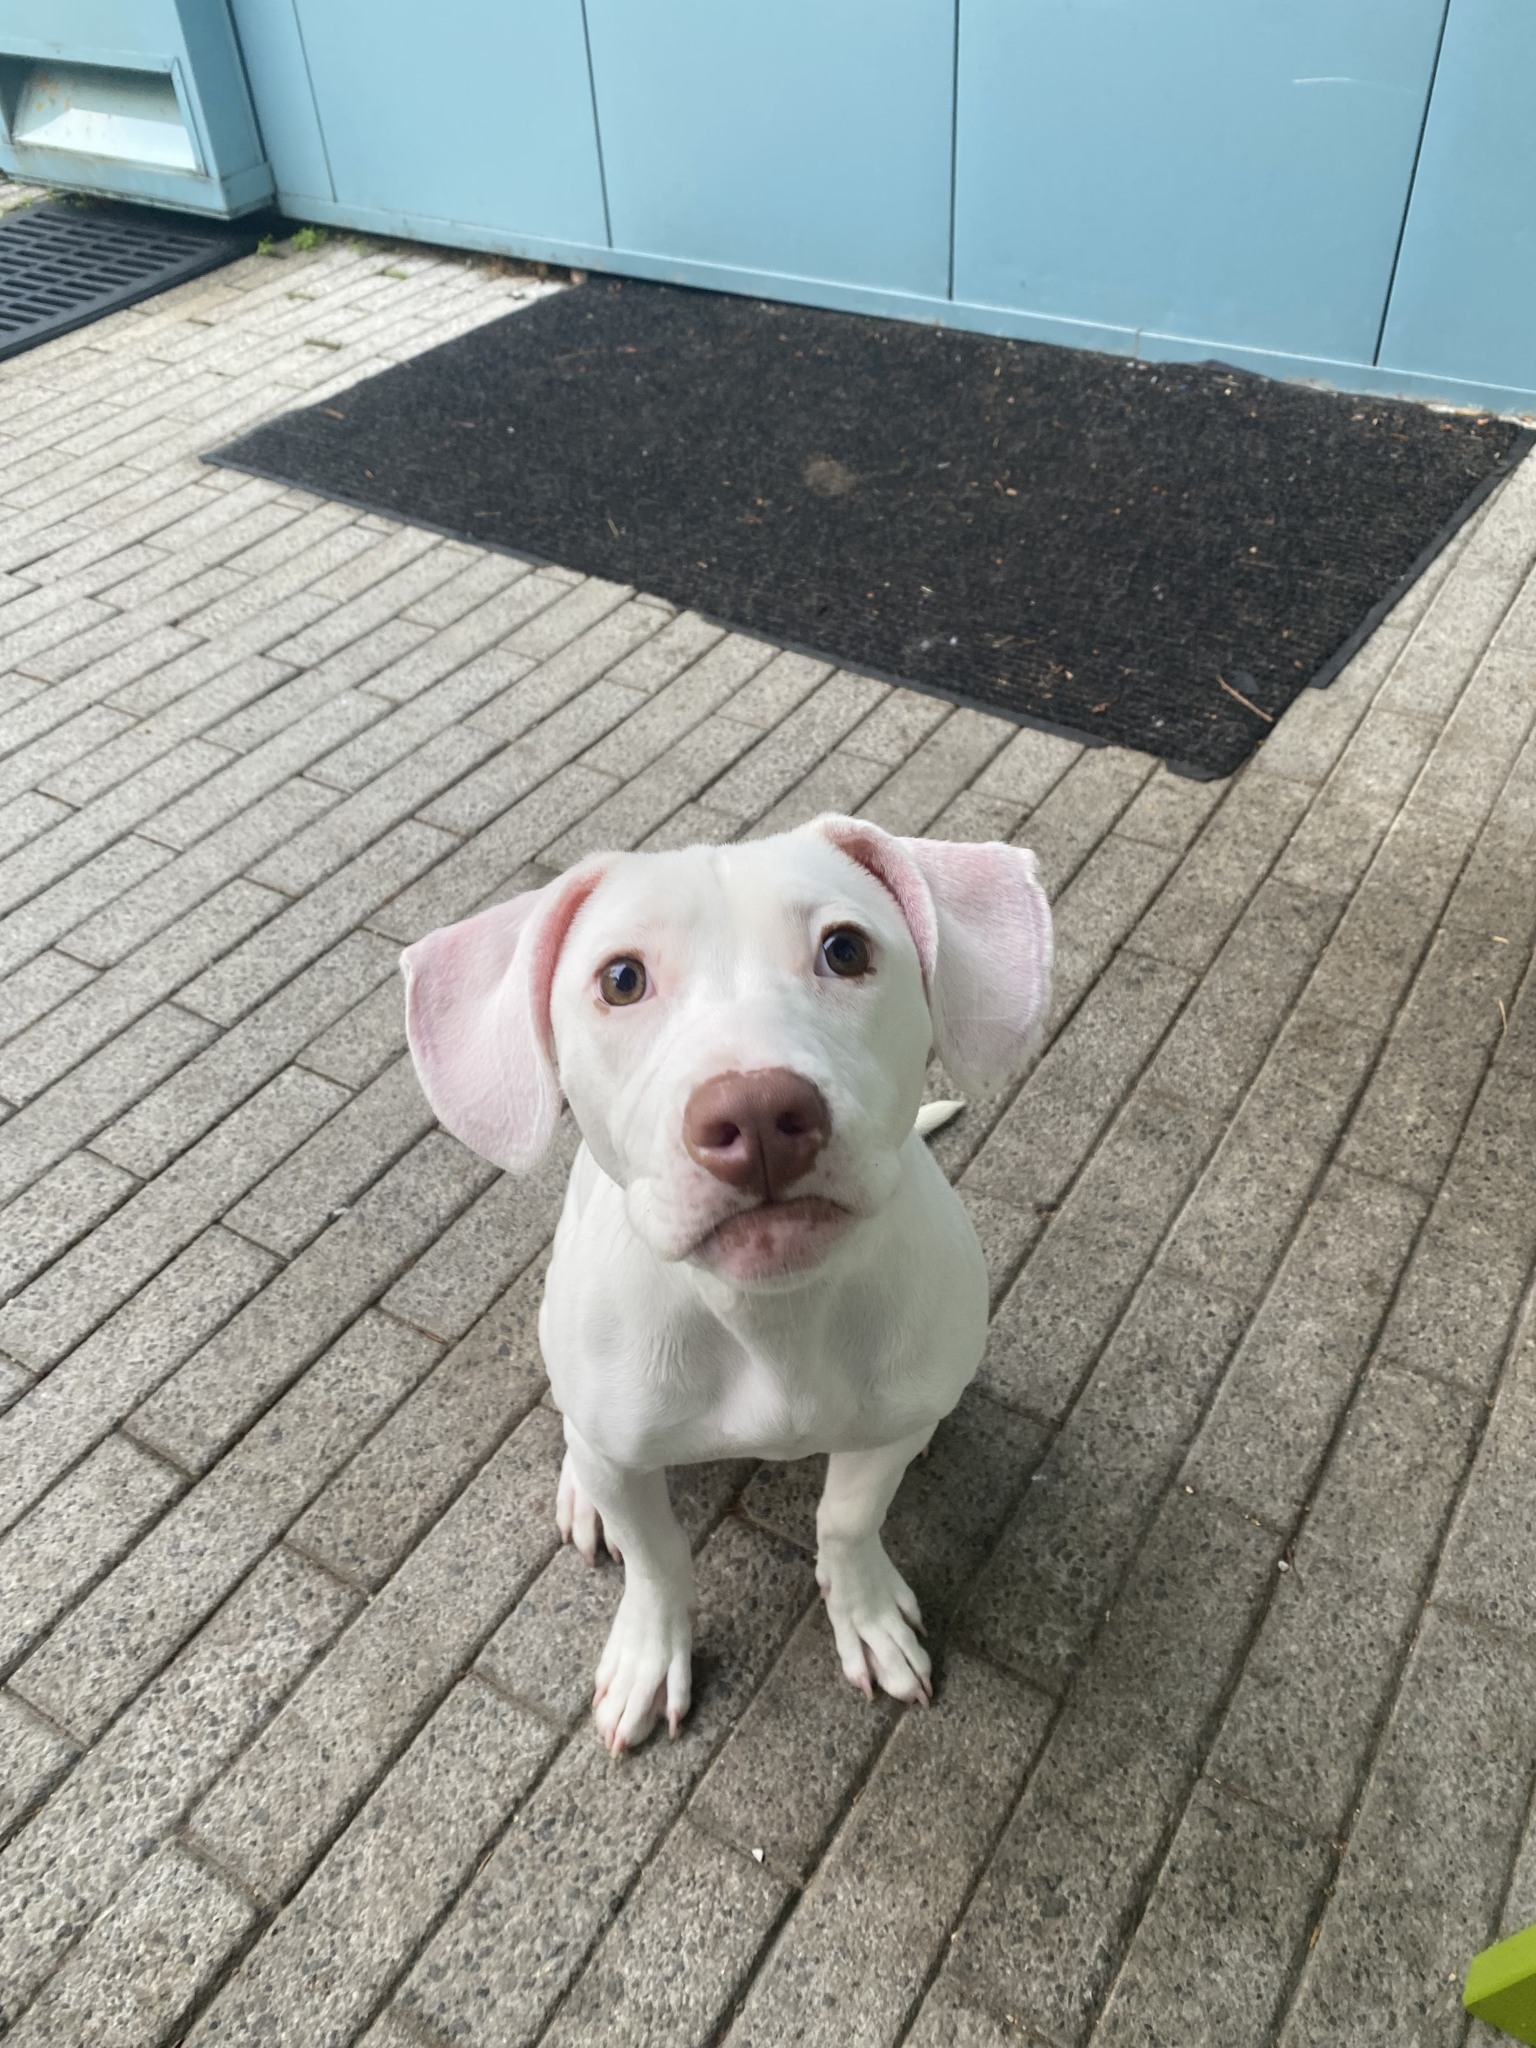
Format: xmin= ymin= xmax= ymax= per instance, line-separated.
xmin=816 ymin=1427 xmax=932 ymax=1705
xmin=563 ymin=1420 xmax=694 ymax=1753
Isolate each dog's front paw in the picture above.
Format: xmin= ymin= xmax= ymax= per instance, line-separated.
xmin=556 ymin=1451 xmax=620 ymax=1566
xmin=593 ymin=1586 xmax=692 ymax=1754
xmin=816 ymin=1537 xmax=931 ymax=1705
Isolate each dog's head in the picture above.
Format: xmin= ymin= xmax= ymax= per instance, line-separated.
xmin=401 ymin=816 xmax=1051 ymax=1287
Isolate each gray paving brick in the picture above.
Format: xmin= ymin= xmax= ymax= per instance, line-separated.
xmin=903 ymin=1976 xmax=1031 ymax=2048
xmin=41 ymin=653 xmax=295 ymax=809
xmin=224 ymin=1053 xmax=432 ymax=1257
xmin=698 ymin=670 xmax=890 ymax=826
xmin=0 ymin=877 xmax=285 ymax=1104
xmin=1448 ymin=732 xmax=1536 ymax=954
xmin=1015 ymin=746 xmax=1156 ymax=897
xmin=0 ymin=1228 xmax=276 ymax=1536
xmin=1141 ymin=877 xmax=1346 ymax=1115
xmin=61 ymin=778 xmax=337 ymax=968
xmin=0 ymin=792 xmax=69 ymax=862
xmin=303 ymin=641 xmax=525 ymax=788
xmin=946 ymin=1491 xmax=1281 ymax=2046
xmin=1049 ymin=830 xmax=1183 ymax=1011
xmin=1379 ymin=566 xmax=1521 ymax=720
xmin=362 ymin=574 xmax=607 ymax=705
xmin=1433 ymin=1303 xmax=1536 ymax=1643
xmin=263 ymin=550 xmax=468 ymax=673
xmin=0 ymin=1004 xmax=215 ymax=1209
xmin=188 ymin=1407 xmax=566 ymax=1905
xmin=206 ymin=637 xmax=431 ymax=764
xmin=0 ymin=948 xmax=96 ymax=1048
xmin=859 ymin=707 xmax=1018 ymax=838
xmin=843 ymin=687 xmax=955 ymax=766
xmin=0 ymin=1065 xmax=344 ymax=1372
xmin=576 ymin=633 xmax=779 ymax=784
xmin=0 ymin=1150 xmax=138 ymax=1309
xmin=1326 ymin=701 xmax=1441 ymax=811
xmin=93 ymin=931 xmax=399 ymax=1178
xmin=423 ymin=678 xmax=647 ymax=836
xmin=1180 ymin=1169 xmax=1428 ymax=1527
xmin=366 ymin=765 xmax=614 ymax=943
xmin=722 ymin=1652 xmax=1049 ymax=2048
xmin=545 ymin=713 xmax=762 ymax=863
xmin=955 ymin=952 xmax=1192 ymax=1202
xmin=961 ymin=1275 xmax=1249 ymax=1694
xmin=1370 ymin=1061 xmax=1536 ymax=1396
xmin=295 ymin=1255 xmax=548 ymax=1593
xmin=140 ymin=690 xmax=382 ymax=850
xmin=1336 ymin=927 xmax=1522 ymax=1194
xmin=1159 ymin=1000 xmax=1379 ymax=1308
xmin=0 ymin=825 xmax=175 ymax=992
xmin=462 ymin=596 xmax=675 ymax=746
xmin=544 ymin=1821 xmax=788 ymax=2048
xmin=3 ymin=1840 xmax=258 ymax=2048
xmin=596 ymin=607 xmax=725 ymax=697
xmin=186 ymin=1676 xmax=553 ymax=2048
xmin=301 ymin=521 xmax=443 ymax=604
xmin=383 ymin=1518 xmax=814 ymax=2048
xmin=723 ymin=647 xmax=831 ymax=729
xmin=1114 ymin=762 xmax=1230 ymax=851
xmin=381 ymin=1121 xmax=574 ymax=1340
xmin=132 ymin=1133 xmax=494 ymax=1473
xmin=0 ymin=743 xmax=223 ymax=923
xmin=743 ymin=742 xmax=895 ymax=840
xmin=1091 ymin=1780 xmax=1330 ymax=2048
xmin=297 ymin=972 xmax=411 ymax=1089
xmin=979 ymin=1087 xmax=1226 ymax=1420
xmin=1279 ymin=1609 xmax=1536 ymax=2048
xmin=0 ymin=1546 xmax=356 ymax=2021
xmin=0 ymin=1692 xmax=76 ymax=1850
xmin=0 ymin=703 xmax=133 ymax=806
xmin=18 ymin=1311 xmax=438 ymax=1743
xmin=1209 ymin=1362 xmax=1482 ymax=1838
xmin=923 ymin=786 xmax=1027 ymax=844
xmin=402 ymin=546 xmax=535 ymax=627
xmin=0 ymin=1432 xmax=182 ymax=1673
xmin=688 ymin=1601 xmax=899 ymax=1882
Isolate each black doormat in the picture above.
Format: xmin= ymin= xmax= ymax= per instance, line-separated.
xmin=211 ymin=279 xmax=1530 ymax=778
xmin=0 ymin=200 xmax=261 ymax=363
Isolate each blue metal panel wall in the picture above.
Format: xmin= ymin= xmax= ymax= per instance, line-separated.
xmin=1377 ymin=0 xmax=1536 ymax=398
xmin=226 ymin=0 xmax=332 ymax=207
xmin=953 ymin=0 xmax=1447 ymax=364
xmin=585 ymin=0 xmax=954 ymax=299
xmin=285 ymin=0 xmax=607 ymax=250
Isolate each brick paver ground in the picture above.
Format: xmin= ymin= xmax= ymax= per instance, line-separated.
xmin=2 ymin=189 xmax=1534 ymax=2047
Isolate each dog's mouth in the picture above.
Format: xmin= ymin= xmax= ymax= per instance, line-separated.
xmin=690 ymin=1196 xmax=855 ymax=1282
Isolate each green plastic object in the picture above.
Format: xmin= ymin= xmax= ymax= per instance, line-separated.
xmin=1466 ymin=1922 xmax=1536 ymax=2043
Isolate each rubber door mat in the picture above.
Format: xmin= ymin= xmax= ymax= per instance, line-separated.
xmin=0 ymin=200 xmax=259 ymax=363
xmin=210 ymin=279 xmax=1530 ymax=777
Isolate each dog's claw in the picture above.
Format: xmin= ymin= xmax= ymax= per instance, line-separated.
xmin=819 ymin=1538 xmax=933 ymax=1707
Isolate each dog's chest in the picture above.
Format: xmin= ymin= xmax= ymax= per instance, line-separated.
xmin=542 ymin=1269 xmax=950 ymax=1467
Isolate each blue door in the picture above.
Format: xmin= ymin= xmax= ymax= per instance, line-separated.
xmin=233 ymin=0 xmax=608 ymax=250
xmin=953 ymin=0 xmax=1447 ymax=364
xmin=1377 ymin=0 xmax=1536 ymax=398
xmin=583 ymin=0 xmax=954 ymax=300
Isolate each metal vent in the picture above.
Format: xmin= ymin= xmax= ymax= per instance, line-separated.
xmin=0 ymin=200 xmax=259 ymax=361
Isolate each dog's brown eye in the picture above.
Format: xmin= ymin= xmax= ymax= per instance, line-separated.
xmin=820 ymin=927 xmax=872 ymax=979
xmin=599 ymin=957 xmax=647 ymax=1006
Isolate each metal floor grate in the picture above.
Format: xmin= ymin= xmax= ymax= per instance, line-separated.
xmin=0 ymin=200 xmax=261 ymax=361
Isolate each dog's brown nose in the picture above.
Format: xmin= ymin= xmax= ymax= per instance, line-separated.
xmin=683 ymin=1068 xmax=830 ymax=1197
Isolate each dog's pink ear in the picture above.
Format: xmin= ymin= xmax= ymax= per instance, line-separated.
xmin=400 ymin=862 xmax=606 ymax=1171
xmin=812 ymin=816 xmax=1052 ymax=1090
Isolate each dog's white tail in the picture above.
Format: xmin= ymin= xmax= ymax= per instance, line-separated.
xmin=915 ymin=1098 xmax=965 ymax=1139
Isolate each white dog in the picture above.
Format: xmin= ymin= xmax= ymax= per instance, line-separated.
xmin=402 ymin=814 xmax=1051 ymax=1752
